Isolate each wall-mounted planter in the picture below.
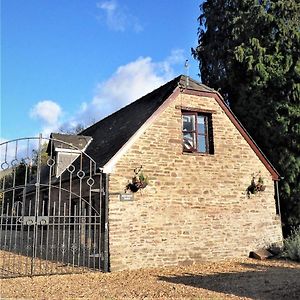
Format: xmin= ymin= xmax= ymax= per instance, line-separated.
xmin=126 ymin=166 xmax=149 ymax=193
xmin=247 ymin=172 xmax=266 ymax=197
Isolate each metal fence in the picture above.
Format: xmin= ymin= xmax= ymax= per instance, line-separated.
xmin=0 ymin=135 xmax=109 ymax=278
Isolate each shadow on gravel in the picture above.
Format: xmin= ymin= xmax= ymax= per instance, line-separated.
xmin=158 ymin=262 xmax=300 ymax=300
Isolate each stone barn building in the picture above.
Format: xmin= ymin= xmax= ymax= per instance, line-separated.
xmin=2 ymin=75 xmax=282 ymax=275
xmin=74 ymin=75 xmax=282 ymax=271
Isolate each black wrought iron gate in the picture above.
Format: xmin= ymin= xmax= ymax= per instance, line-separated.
xmin=0 ymin=135 xmax=109 ymax=278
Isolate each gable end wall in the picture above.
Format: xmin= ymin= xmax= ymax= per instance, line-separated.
xmin=108 ymin=92 xmax=282 ymax=271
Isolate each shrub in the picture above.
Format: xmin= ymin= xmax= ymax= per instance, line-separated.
xmin=281 ymin=227 xmax=300 ymax=262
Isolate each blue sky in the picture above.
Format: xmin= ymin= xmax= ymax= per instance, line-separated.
xmin=1 ymin=0 xmax=202 ymax=141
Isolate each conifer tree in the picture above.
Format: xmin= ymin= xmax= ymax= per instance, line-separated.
xmin=193 ymin=0 xmax=300 ymax=231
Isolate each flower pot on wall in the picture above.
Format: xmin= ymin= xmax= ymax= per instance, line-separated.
xmin=125 ymin=166 xmax=149 ymax=193
xmin=127 ymin=183 xmax=140 ymax=193
xmin=246 ymin=172 xmax=266 ymax=198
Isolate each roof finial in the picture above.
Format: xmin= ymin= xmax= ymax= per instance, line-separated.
xmin=184 ymin=59 xmax=189 ymax=87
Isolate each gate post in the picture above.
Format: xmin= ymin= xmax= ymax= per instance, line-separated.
xmin=103 ymin=173 xmax=109 ymax=272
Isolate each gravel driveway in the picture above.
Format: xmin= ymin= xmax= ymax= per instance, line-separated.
xmin=1 ymin=258 xmax=300 ymax=299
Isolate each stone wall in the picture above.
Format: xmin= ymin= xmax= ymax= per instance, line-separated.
xmin=108 ymin=91 xmax=283 ymax=271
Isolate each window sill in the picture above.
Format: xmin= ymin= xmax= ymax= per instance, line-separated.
xmin=182 ymin=151 xmax=214 ymax=157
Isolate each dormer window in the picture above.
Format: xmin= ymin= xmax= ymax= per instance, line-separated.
xmin=54 ymin=149 xmax=82 ymax=177
xmin=182 ymin=112 xmax=214 ymax=154
xmin=47 ymin=133 xmax=93 ymax=178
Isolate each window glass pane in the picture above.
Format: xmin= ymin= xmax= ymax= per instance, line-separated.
xmin=197 ymin=115 xmax=206 ymax=134
xmin=183 ymin=115 xmax=195 ymax=132
xmin=183 ymin=132 xmax=196 ymax=150
xmin=197 ymin=135 xmax=207 ymax=152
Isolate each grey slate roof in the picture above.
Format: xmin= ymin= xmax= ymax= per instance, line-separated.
xmin=79 ymin=75 xmax=214 ymax=167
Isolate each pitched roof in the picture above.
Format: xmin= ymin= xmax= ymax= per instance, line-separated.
xmin=78 ymin=76 xmax=213 ymax=167
xmin=75 ymin=74 xmax=279 ymax=180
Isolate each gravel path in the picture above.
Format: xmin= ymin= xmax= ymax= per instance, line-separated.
xmin=1 ymin=258 xmax=300 ymax=299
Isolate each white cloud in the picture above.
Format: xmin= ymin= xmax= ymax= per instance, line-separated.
xmin=93 ymin=57 xmax=167 ymax=109
xmin=34 ymin=49 xmax=187 ymax=135
xmin=29 ymin=100 xmax=63 ymax=138
xmin=66 ymin=49 xmax=185 ymax=129
xmin=166 ymin=49 xmax=186 ymax=65
xmin=2 ymin=50 xmax=190 ymax=157
xmin=30 ymin=100 xmax=62 ymax=125
xmin=98 ymin=0 xmax=116 ymax=11
xmin=96 ymin=0 xmax=143 ymax=32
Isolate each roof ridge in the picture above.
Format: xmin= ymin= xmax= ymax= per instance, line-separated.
xmin=178 ymin=74 xmax=218 ymax=93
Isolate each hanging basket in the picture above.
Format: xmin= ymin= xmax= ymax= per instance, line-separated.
xmin=247 ymin=172 xmax=266 ymax=197
xmin=126 ymin=166 xmax=149 ymax=193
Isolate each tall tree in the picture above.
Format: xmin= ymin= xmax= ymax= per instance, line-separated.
xmin=193 ymin=0 xmax=300 ymax=232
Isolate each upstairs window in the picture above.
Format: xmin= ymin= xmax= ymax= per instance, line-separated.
xmin=182 ymin=112 xmax=214 ymax=154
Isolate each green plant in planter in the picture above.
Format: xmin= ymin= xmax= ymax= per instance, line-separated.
xmin=126 ymin=166 xmax=149 ymax=193
xmin=247 ymin=172 xmax=266 ymax=197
